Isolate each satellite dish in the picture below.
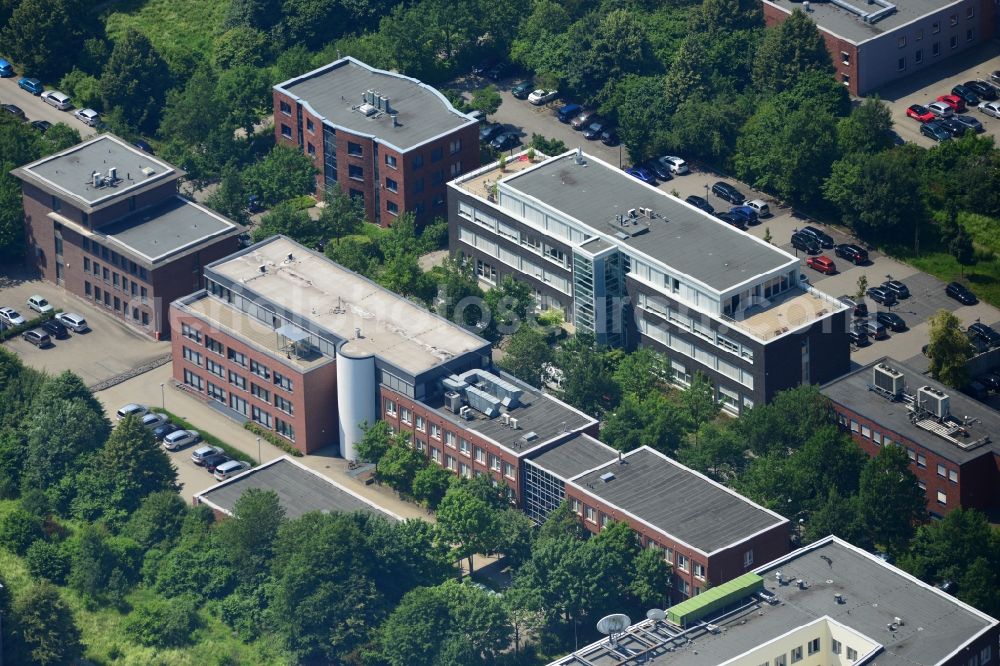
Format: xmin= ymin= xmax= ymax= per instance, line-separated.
xmin=646 ymin=609 xmax=666 ymax=622
xmin=597 ymin=613 xmax=632 ymax=635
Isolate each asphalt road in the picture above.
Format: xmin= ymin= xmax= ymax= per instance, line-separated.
xmin=0 ymin=75 xmax=97 ymax=137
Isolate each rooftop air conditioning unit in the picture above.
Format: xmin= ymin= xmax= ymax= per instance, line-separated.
xmin=873 ymin=363 xmax=905 ymax=397
xmin=459 ymin=405 xmax=472 ymax=420
xmin=359 ymin=103 xmax=377 ymax=117
xmin=445 ymin=390 xmax=463 ymax=414
xmin=917 ymin=386 xmax=950 ymax=418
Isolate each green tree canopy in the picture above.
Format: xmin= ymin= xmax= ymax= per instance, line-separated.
xmin=9 ymin=582 xmax=83 ymax=666
xmin=243 ymin=144 xmax=318 ymax=208
xmin=556 ymin=334 xmax=618 ymax=415
xmin=99 ymin=29 xmax=172 ymax=132
xmin=601 ymin=393 xmax=686 ymax=455
xmin=2 ymin=0 xmax=92 ymax=80
xmin=498 ymin=324 xmax=553 ymax=388
xmin=436 ymin=480 xmax=500 ymax=572
xmin=837 ymin=97 xmax=895 ymax=155
xmin=751 ymin=9 xmax=833 ymax=94
xmin=858 ymin=445 xmax=927 ymax=554
xmin=470 ymin=85 xmax=503 ymax=116
xmin=926 ymin=309 xmax=972 ymax=388
xmin=217 ymin=488 xmax=286 ymax=585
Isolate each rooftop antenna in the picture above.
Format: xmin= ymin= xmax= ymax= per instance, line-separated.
xmin=596 ymin=614 xmax=631 ymax=647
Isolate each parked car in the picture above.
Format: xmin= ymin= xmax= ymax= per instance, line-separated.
xmin=190 ymin=444 xmax=223 ymax=464
xmin=866 ymin=287 xmax=897 ymax=306
xmin=968 ymin=322 xmax=1000 ymax=347
xmin=3 ymin=104 xmax=25 ymax=120
xmin=978 ymin=101 xmax=1000 ymax=118
xmin=17 ymin=77 xmax=43 ymax=95
xmin=729 ymin=206 xmax=757 ymax=226
xmin=951 ymin=84 xmax=980 ymax=106
xmin=945 ymin=281 xmax=977 ymax=305
xmin=21 ymin=329 xmax=52 ymax=347
xmin=472 ymin=58 xmax=497 ymax=76
xmin=921 ymin=121 xmax=952 ymax=142
xmin=963 ymin=380 xmax=988 ymax=400
xmin=571 ymin=110 xmax=598 ymax=130
xmin=165 ymin=429 xmax=202 ymax=451
xmin=835 ymin=243 xmax=869 ymax=265
xmin=133 ymin=139 xmax=155 ymax=154
xmin=40 ymin=90 xmax=72 ymax=110
xmin=839 ymin=296 xmax=868 ymax=318
xmin=74 ymin=108 xmax=100 ymax=126
xmin=582 ymin=121 xmax=607 ymax=140
xmin=0 ymin=59 xmax=13 ymax=77
xmin=152 ymin=422 xmax=179 ymax=442
xmin=791 ymin=231 xmax=820 ymax=254
xmin=625 ymin=165 xmax=656 ymax=184
xmin=658 ymin=156 xmax=689 ymax=175
xmin=644 ymin=159 xmax=672 ymax=181
xmin=528 ymin=89 xmax=558 ymax=105
xmin=927 ymin=101 xmax=954 ymax=118
xmin=799 ymin=225 xmax=834 ymax=248
xmin=479 ymin=123 xmax=504 ymax=143
xmin=26 ymin=295 xmax=53 ymax=314
xmin=938 ymin=117 xmax=968 ymax=138
xmin=490 ymin=133 xmax=520 ymax=151
xmin=992 ymin=70 xmax=1000 ymax=85
xmin=56 ymin=312 xmax=88 ymax=332
xmin=936 ymin=94 xmax=965 ymax=113
xmin=486 ymin=62 xmax=510 ymax=81
xmin=556 ymin=103 xmax=582 ymax=122
xmin=40 ymin=318 xmax=69 ymax=339
xmin=876 ymin=311 xmax=907 ymax=332
xmin=511 ymin=81 xmax=533 ymax=99
xmin=715 ymin=212 xmax=746 ymax=230
xmin=711 ymin=181 xmax=745 ymax=205
xmin=214 ymin=460 xmax=251 ymax=481
xmin=906 ymin=104 xmax=935 ymax=122
xmin=141 ymin=412 xmax=169 ymax=430
xmin=806 ymin=255 xmax=836 ymax=274
xmin=0 ymin=307 xmax=26 ymax=327
xmin=849 ymin=324 xmax=870 ymax=346
xmin=881 ymin=280 xmax=910 ymax=299
xmin=744 ymin=199 xmax=770 ymax=218
xmin=600 ymin=129 xmax=619 ymax=146
xmin=30 ymin=120 xmax=51 ymax=133
xmin=685 ymin=195 xmax=714 ymax=214
xmin=951 ymin=114 xmax=984 ymax=133
xmin=860 ymin=319 xmax=887 ymax=340
xmin=965 ymin=80 xmax=998 ymax=101
xmin=203 ymin=453 xmax=233 ymax=473
xmin=116 ymin=403 xmax=148 ymax=421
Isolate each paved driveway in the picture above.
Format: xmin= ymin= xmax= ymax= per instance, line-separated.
xmin=0 ymin=76 xmax=97 ymax=137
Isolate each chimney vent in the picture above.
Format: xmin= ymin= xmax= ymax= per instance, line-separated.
xmin=355 ymin=327 xmax=362 ymax=339
xmin=108 ymin=167 xmax=117 ymax=182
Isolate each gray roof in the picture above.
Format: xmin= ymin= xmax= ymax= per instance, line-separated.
xmin=571 ymin=448 xmax=787 ymax=553
xmin=194 ymin=457 xmax=398 ymax=521
xmin=820 ymin=357 xmax=999 ymax=464
xmin=275 ymin=57 xmax=477 ymax=152
xmin=551 ymin=537 xmax=997 ymax=666
xmin=763 ymin=0 xmax=963 ymax=44
xmin=504 ymin=154 xmax=796 ymax=292
xmin=528 ymin=433 xmax=619 ymax=481
xmin=99 ymin=195 xmax=241 ymax=264
xmin=13 ymin=134 xmax=178 ymax=211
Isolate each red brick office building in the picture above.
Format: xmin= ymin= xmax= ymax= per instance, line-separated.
xmin=273 ymin=57 xmax=480 ymax=227
xmin=821 ymin=358 xmax=1000 ymax=517
xmin=12 ymin=134 xmax=243 ymax=339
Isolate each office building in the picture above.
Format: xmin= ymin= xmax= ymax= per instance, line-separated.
xmin=273 ymin=57 xmax=480 ymax=226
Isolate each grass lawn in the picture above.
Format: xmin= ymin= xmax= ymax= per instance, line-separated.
xmin=103 ymin=0 xmax=227 ymax=66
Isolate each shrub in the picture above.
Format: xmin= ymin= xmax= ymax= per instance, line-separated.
xmin=0 ymin=508 xmax=43 ymax=555
xmin=25 ymin=540 xmax=70 ymax=584
xmin=243 ymin=422 xmax=301 ymax=457
xmin=123 ymin=594 xmax=201 ymax=647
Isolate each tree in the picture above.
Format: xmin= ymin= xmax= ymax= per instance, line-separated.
xmin=378 ymin=443 xmax=426 ymax=495
xmin=570 ymin=9 xmax=656 ymax=103
xmin=214 ymin=26 xmax=268 ymax=69
xmin=926 ymin=309 xmax=972 ymax=388
xmin=503 ymin=583 xmax=545 ymax=658
xmin=668 ymin=95 xmax=747 ymax=164
xmin=206 ymin=163 xmax=249 ymax=225
xmin=556 ymin=334 xmax=618 ymax=415
xmin=494 ymin=509 xmax=536 ymax=568
xmin=67 ymin=524 xmax=114 ymax=600
xmin=224 ymin=0 xmax=282 ymax=31
xmin=677 ymin=420 xmax=746 ymax=479
xmin=124 ymin=491 xmax=188 ymax=550
xmin=689 ymin=0 xmax=762 ymax=33
xmin=282 ymin=0 xmax=342 ymax=49
xmin=752 ymin=9 xmax=833 ymax=94
xmin=530 ymin=133 xmax=567 ymax=155
xmin=217 ymin=488 xmax=285 ymax=585
xmin=243 ymin=144 xmax=318 ymax=207
xmin=949 ymin=225 xmax=976 ymax=277
xmin=803 ymin=487 xmax=867 ymax=547
xmin=436 ymin=481 xmax=498 ymax=572
xmin=378 ymin=585 xmax=452 ymax=666
xmin=99 ymin=29 xmax=171 ymax=132
xmin=858 ymin=445 xmax=927 ymax=554
xmin=9 ymin=582 xmax=83 ymax=666
xmin=683 ymin=372 xmax=719 ymax=437
xmin=601 ymin=393 xmax=686 ymax=455
xmin=216 ymin=65 xmax=273 ymax=137
xmin=498 ymin=324 xmax=553 ymax=388
xmin=613 ymin=347 xmax=669 ymax=398
xmin=251 ymin=204 xmax=315 ymax=245
xmin=2 ymin=0 xmax=90 ymax=81
xmin=355 ymin=420 xmax=393 ymax=470
xmin=470 ymin=85 xmax=503 ymax=117
xmin=838 ymin=97 xmax=894 ymax=155
xmin=319 ymin=183 xmax=366 ymax=238
xmin=411 ymin=465 xmax=453 ymax=509
xmin=600 ymin=74 xmax=671 ymax=162
xmin=25 ymin=540 xmax=71 ymax=584
xmin=855 ymin=274 xmax=869 ymax=300
xmin=0 ymin=508 xmax=42 ymax=555
xmin=484 ymin=274 xmax=534 ymax=340
xmin=22 ymin=398 xmax=109 ymax=492
xmin=123 ymin=594 xmax=201 ymax=647
xmin=430 ymin=257 xmax=486 ymax=327
xmin=630 ymin=547 xmax=672 ymax=608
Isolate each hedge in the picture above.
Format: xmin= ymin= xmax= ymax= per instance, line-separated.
xmin=243 ymin=422 xmax=302 ymax=457
xmin=159 ymin=409 xmax=255 ymax=465
xmin=0 ymin=310 xmax=59 ymax=342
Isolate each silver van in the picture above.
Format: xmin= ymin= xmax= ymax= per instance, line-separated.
xmin=745 ymin=199 xmax=770 ymax=218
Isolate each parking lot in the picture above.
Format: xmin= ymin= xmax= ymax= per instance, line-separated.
xmin=0 ymin=75 xmax=98 ymax=137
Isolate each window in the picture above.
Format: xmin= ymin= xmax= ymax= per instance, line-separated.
xmin=937 ymin=463 xmax=946 ymax=477
xmin=306 ymin=118 xmax=314 ymax=132
xmin=183 ymin=369 xmax=203 ymax=391
xmin=207 ymin=382 xmax=226 ymax=403
xmin=489 ymin=454 xmax=501 ymax=471
xmin=503 ymin=462 xmax=515 ymax=479
xmin=584 ymin=506 xmax=596 ymax=523
xmin=279 ymin=100 xmax=292 ymax=115
xmin=951 ymin=35 xmax=959 ymax=48
xmin=228 ymin=371 xmax=246 ymax=391
xmin=113 ymin=273 xmax=121 ymax=290
xmin=386 ymin=201 xmax=399 ymax=215
xmin=250 ymin=360 xmax=270 ymax=379
xmin=348 ymin=164 xmax=364 ymax=180
xmin=676 ymin=554 xmax=688 ymax=571
xmin=182 ymin=346 xmax=202 ymax=366
xmin=274 ymin=394 xmax=294 ymax=415
xmin=459 ymin=439 xmax=471 ymax=456
xmin=919 ymin=480 xmax=927 ymax=490
xmin=851 ymin=419 xmax=859 ymax=432
xmin=85 ymin=281 xmax=91 ymax=296
xmin=950 ymin=12 xmax=958 ymax=25
xmin=832 ymin=639 xmax=842 ymax=654
xmin=917 ymin=453 xmax=926 ymax=468
xmin=459 ymin=462 xmax=471 ymax=478
xmin=274 ymin=371 xmax=293 ymax=391
xmin=937 ymin=491 xmax=947 ymax=504
xmin=600 ymin=514 xmax=610 ymax=529
xmin=230 ymin=394 xmax=249 ymax=417
xmin=415 ymin=415 xmax=425 ymax=432
xmin=445 ymin=455 xmax=456 ymax=471
xmin=431 ymin=170 xmax=444 ymax=185
xmin=251 ymin=383 xmax=271 ymax=402
xmin=916 ymin=49 xmax=923 ymax=63
xmin=181 ymin=323 xmax=201 ymax=342
xmin=841 ymin=50 xmax=850 ymax=65
xmin=791 ymin=646 xmax=803 ymax=662
xmin=907 ymin=448 xmax=916 ymax=461
xmin=933 ymin=41 xmax=941 ymax=55
xmin=412 ymin=154 xmax=423 ymax=169
xmin=677 ymin=578 xmax=691 ymax=597
xmin=414 ymin=178 xmax=424 ymax=193
xmin=571 ymin=498 xmax=582 ymax=514
xmin=949 ymin=469 xmax=958 ymax=483
xmin=861 ymin=425 xmax=871 ymax=439
xmin=431 ymin=147 xmax=443 ymax=162
xmin=384 ymin=398 xmax=397 ymax=417
xmin=347 ymin=142 xmax=363 ymax=156
xmin=967 ymin=6 xmax=975 ymax=18
xmin=385 ymin=154 xmax=397 ymax=168
xmin=227 ymin=348 xmax=247 ymax=367
xmin=400 ymin=407 xmax=412 ymax=425
xmin=474 ymin=447 xmax=485 ymax=464
xmin=431 ymin=447 xmax=441 ymax=463
xmin=808 ymin=638 xmax=820 ymax=655
xmin=932 ymin=21 xmax=940 ymax=32
xmin=307 ymin=143 xmax=316 ymax=156
xmin=847 ymin=647 xmax=858 ymax=660
xmin=967 ymin=28 xmax=974 ymax=42
xmin=281 ymin=124 xmax=292 ymax=138
xmin=252 ymin=406 xmax=272 ymax=428
xmin=693 ymin=563 xmax=705 ymax=579
xmin=430 ymin=424 xmax=441 ymax=440
xmin=102 ymin=267 xmax=109 ymax=283
xmin=898 ymin=57 xmax=906 ymax=71
xmin=206 ymin=359 xmax=225 ymax=378
xmin=744 ymin=550 xmax=754 ymax=567
xmin=898 ymin=36 xmax=906 ymax=47
xmin=449 ymin=161 xmax=462 ymax=177
xmin=140 ymin=286 xmax=148 ymax=303
xmin=449 ymin=138 xmax=461 ymax=154
xmin=445 ymin=431 xmax=456 ymax=448
xmin=276 ymin=418 xmax=295 ymax=441
xmin=842 ymin=73 xmax=851 ymax=85
xmin=981 ymin=646 xmax=991 ymax=663
xmin=385 ymin=177 xmax=398 ymax=193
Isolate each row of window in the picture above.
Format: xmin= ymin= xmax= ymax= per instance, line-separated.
xmin=182 ymin=368 xmax=296 ymax=441
xmin=182 ymin=345 xmax=296 ymax=415
xmin=896 ymin=31 xmax=974 ymax=72
xmin=457 ymin=227 xmax=572 ymax=294
xmin=758 ymin=637 xmax=834 ymax=666
xmin=840 ymin=413 xmax=959 ymax=484
xmin=184 ymin=327 xmax=295 ymax=392
xmin=84 ymin=258 xmax=148 ymax=303
xmin=84 ymin=281 xmax=149 ymax=326
xmin=82 ymin=238 xmax=148 ymax=281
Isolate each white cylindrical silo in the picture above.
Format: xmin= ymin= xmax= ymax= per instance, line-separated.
xmin=336 ymin=341 xmax=377 ymax=461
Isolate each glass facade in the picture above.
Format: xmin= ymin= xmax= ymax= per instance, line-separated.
xmin=323 ymin=124 xmax=337 ymax=188
xmin=522 ymin=461 xmax=565 ymax=523
xmin=571 ymin=247 xmax=624 ymax=347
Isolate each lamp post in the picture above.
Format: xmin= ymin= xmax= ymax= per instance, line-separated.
xmin=159 ymin=383 xmax=165 ymax=411
xmin=257 ymin=436 xmax=262 ymax=466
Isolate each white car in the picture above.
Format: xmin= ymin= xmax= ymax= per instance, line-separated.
xmin=978 ymin=101 xmax=1000 ymax=118
xmin=927 ymin=101 xmax=953 ymax=118
xmin=116 ymin=403 xmax=148 ymax=421
xmin=0 ymin=307 xmax=26 ymax=327
xmin=56 ymin=312 xmax=89 ymax=332
xmin=26 ymin=295 xmax=53 ymax=314
xmin=74 ymin=108 xmax=100 ymax=126
xmin=214 ymin=460 xmax=251 ymax=481
xmin=528 ymin=89 xmax=558 ymax=106
xmin=190 ymin=444 xmax=222 ymax=463
xmin=140 ymin=412 xmax=168 ymax=430
xmin=163 ymin=429 xmax=201 ymax=451
xmin=40 ymin=90 xmax=72 ymax=110
xmin=658 ymin=156 xmax=689 ymax=175
xmin=745 ymin=199 xmax=771 ymax=218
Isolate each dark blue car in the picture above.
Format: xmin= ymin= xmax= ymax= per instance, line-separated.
xmin=0 ymin=59 xmax=13 ymax=77
xmin=729 ymin=205 xmax=758 ymax=226
xmin=18 ymin=77 xmax=43 ymax=95
xmin=625 ymin=166 xmax=656 ymax=184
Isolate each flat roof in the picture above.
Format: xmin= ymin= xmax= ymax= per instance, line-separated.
xmin=96 ymin=195 xmax=240 ymax=264
xmin=194 ymin=456 xmax=399 ymax=521
xmin=820 ymin=357 xmax=998 ymax=464
xmin=207 ymin=236 xmax=489 ymax=377
xmin=275 ymin=57 xmax=476 ymax=152
xmin=13 ymin=134 xmax=178 ymax=210
xmin=527 ymin=433 xmax=619 ymax=481
xmin=572 ymin=448 xmax=787 ymax=554
xmin=502 ymin=153 xmax=796 ymax=293
xmin=552 ymin=536 xmax=998 ymax=665
xmin=763 ymin=0 xmax=963 ymax=44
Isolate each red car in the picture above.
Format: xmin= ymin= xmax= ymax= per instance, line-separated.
xmin=806 ymin=255 xmax=837 ymax=275
xmin=906 ymin=104 xmax=935 ymax=122
xmin=936 ymin=94 xmax=966 ymax=113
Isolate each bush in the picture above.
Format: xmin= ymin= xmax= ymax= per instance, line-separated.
xmin=286 ymin=194 xmax=317 ymax=211
xmin=123 ymin=594 xmax=201 ymax=647
xmin=0 ymin=310 xmax=58 ymax=342
xmin=243 ymin=422 xmax=302 ymax=457
xmin=0 ymin=508 xmax=43 ymax=555
xmin=219 ymin=587 xmax=267 ymax=641
xmin=25 ymin=540 xmax=70 ymax=584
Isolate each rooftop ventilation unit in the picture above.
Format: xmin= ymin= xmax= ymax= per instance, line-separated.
xmin=442 ymin=375 xmax=468 ymax=392
xmin=465 ymin=385 xmax=502 ymax=417
xmin=458 ymin=369 xmax=523 ymax=408
xmin=519 ymin=431 xmax=538 ymax=445
xmin=445 ymin=390 xmax=463 ymax=414
xmin=917 ymin=386 xmax=950 ymax=419
xmin=459 ymin=405 xmax=472 ymax=420
xmin=140 ymin=166 xmax=156 ymax=177
xmin=600 ymin=471 xmax=615 ymax=483
xmin=873 ymin=363 xmax=905 ymax=397
xmin=359 ymin=103 xmax=377 ymax=117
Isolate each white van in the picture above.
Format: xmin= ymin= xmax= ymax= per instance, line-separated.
xmin=745 ymin=199 xmax=771 ymax=218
